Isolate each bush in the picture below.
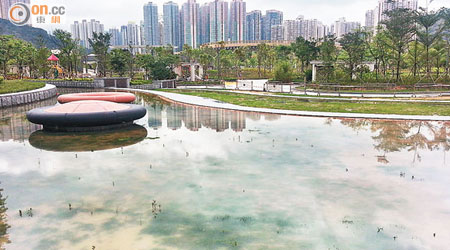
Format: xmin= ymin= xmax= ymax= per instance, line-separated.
xmin=305 ymin=69 xmax=313 ymax=82
xmin=131 ymin=80 xmax=152 ymax=86
xmin=274 ymin=61 xmax=295 ymax=83
xmin=178 ymin=81 xmax=222 ymax=85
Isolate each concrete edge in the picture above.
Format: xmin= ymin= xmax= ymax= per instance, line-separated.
xmin=0 ymin=84 xmax=57 ymax=108
xmin=111 ymin=88 xmax=450 ymax=122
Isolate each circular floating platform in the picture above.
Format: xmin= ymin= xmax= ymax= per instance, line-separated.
xmin=26 ymin=100 xmax=147 ymax=132
xmin=29 ymin=125 xmax=148 ymax=152
xmin=58 ymin=92 xmax=136 ymax=103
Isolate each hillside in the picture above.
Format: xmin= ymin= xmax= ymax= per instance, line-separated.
xmin=0 ymin=19 xmax=59 ymax=48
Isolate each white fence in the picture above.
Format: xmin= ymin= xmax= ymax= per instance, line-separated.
xmin=225 ymin=80 xmax=293 ymax=93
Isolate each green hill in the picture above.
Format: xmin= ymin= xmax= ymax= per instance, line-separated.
xmin=0 ymin=19 xmax=59 ymax=48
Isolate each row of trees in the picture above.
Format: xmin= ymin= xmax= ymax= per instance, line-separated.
xmin=181 ymin=7 xmax=450 ymax=83
xmin=0 ymin=29 xmax=178 ymax=81
xmin=52 ymin=30 xmax=178 ymax=80
xmin=0 ymin=35 xmax=53 ymax=79
xmin=1 ymin=7 xmax=449 ymax=84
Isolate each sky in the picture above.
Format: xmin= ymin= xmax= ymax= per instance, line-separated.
xmin=33 ymin=0 xmax=450 ymax=32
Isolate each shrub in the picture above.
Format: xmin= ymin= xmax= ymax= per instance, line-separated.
xmin=131 ymin=80 xmax=152 ymax=86
xmin=274 ymin=61 xmax=295 ymax=83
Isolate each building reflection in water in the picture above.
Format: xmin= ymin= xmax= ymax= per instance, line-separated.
xmin=141 ymin=94 xmax=277 ymax=132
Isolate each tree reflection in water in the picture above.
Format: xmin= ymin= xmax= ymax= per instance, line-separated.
xmin=335 ymin=118 xmax=450 ymax=164
xmin=0 ymin=188 xmax=9 ymax=249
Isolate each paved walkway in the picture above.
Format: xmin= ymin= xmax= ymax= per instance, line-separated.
xmin=115 ymin=88 xmax=450 ymax=121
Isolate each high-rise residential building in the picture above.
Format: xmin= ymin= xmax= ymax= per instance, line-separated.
xmin=365 ymin=10 xmax=375 ymax=30
xmin=333 ymin=17 xmax=360 ymax=39
xmin=246 ymin=10 xmax=262 ymax=41
xmin=229 ymin=0 xmax=246 ymax=42
xmin=120 ymin=25 xmax=128 ymax=45
xmin=199 ymin=3 xmax=210 ymax=45
xmin=127 ymin=22 xmax=143 ymax=46
xmin=182 ymin=0 xmax=199 ymax=48
xmin=70 ymin=19 xmax=104 ymax=48
xmin=0 ymin=0 xmax=30 ymax=20
xmin=283 ymin=19 xmax=301 ymax=41
xmin=163 ymin=1 xmax=181 ymax=49
xmin=302 ymin=18 xmax=327 ymax=41
xmin=159 ymin=21 xmax=164 ymax=46
xmin=271 ymin=25 xmax=284 ymax=41
xmin=109 ymin=28 xmax=122 ymax=46
xmin=262 ymin=10 xmax=283 ymax=41
xmin=209 ymin=0 xmax=229 ymax=43
xmin=365 ymin=0 xmax=418 ymax=34
xmin=143 ymin=2 xmax=160 ymax=46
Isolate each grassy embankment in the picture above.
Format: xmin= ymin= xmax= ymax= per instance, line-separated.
xmin=0 ymin=80 xmax=45 ymax=95
xmin=159 ymin=89 xmax=450 ymax=116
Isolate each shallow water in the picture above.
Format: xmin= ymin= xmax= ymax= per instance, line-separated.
xmin=0 ymin=92 xmax=449 ymax=249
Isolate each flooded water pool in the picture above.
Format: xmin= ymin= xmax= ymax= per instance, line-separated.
xmin=0 ymin=91 xmax=449 ymax=249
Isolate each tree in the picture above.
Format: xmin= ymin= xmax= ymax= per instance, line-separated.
xmin=137 ymin=53 xmax=154 ymax=79
xmin=33 ymin=36 xmax=51 ymax=78
xmin=432 ymin=39 xmax=447 ymax=77
xmin=233 ymin=47 xmax=248 ymax=79
xmin=340 ymin=31 xmax=367 ymax=81
xmin=88 ymin=32 xmax=111 ymax=77
xmin=110 ymin=49 xmax=131 ymax=77
xmin=53 ymin=29 xmax=77 ymax=77
xmin=14 ymin=41 xmax=35 ymax=79
xmin=216 ymin=41 xmax=226 ymax=80
xmin=366 ymin=30 xmax=392 ymax=79
xmin=35 ymin=46 xmax=51 ymax=78
xmin=274 ymin=61 xmax=294 ymax=83
xmin=0 ymin=36 xmax=18 ymax=78
xmin=291 ymin=37 xmax=319 ymax=73
xmin=137 ymin=46 xmax=177 ymax=80
xmin=442 ymin=8 xmax=450 ymax=76
xmin=382 ymin=8 xmax=416 ymax=81
xmin=275 ymin=45 xmax=292 ymax=60
xmin=318 ymin=35 xmax=338 ymax=82
xmin=416 ymin=8 xmax=446 ymax=75
xmin=256 ymin=43 xmax=269 ymax=77
xmin=197 ymin=47 xmax=215 ymax=79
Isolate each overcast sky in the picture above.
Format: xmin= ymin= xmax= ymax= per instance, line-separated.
xmin=34 ymin=0 xmax=450 ymax=32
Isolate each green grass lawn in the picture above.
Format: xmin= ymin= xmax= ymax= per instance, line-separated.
xmin=302 ymin=88 xmax=450 ymax=94
xmin=160 ymin=90 xmax=450 ymax=116
xmin=0 ymin=80 xmax=45 ymax=95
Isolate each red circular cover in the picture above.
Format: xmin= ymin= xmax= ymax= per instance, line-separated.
xmin=58 ymin=92 xmax=136 ymax=103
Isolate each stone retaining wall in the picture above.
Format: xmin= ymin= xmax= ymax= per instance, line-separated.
xmin=0 ymin=84 xmax=57 ymax=108
xmin=45 ymin=81 xmax=103 ymax=88
xmin=131 ymin=80 xmax=177 ymax=90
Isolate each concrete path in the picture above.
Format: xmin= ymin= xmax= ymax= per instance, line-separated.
xmin=116 ymin=88 xmax=450 ymax=121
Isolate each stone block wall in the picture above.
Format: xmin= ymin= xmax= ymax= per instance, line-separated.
xmin=0 ymin=85 xmax=57 ymax=108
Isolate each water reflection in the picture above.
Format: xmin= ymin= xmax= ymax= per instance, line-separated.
xmin=1 ymin=91 xmax=450 ymax=249
xmin=0 ymin=188 xmax=10 ymax=249
xmin=139 ymin=94 xmax=280 ymax=132
xmin=0 ymin=98 xmax=56 ymax=142
xmin=336 ymin=118 xmax=450 ymax=163
xmin=29 ymin=125 xmax=148 ymax=152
